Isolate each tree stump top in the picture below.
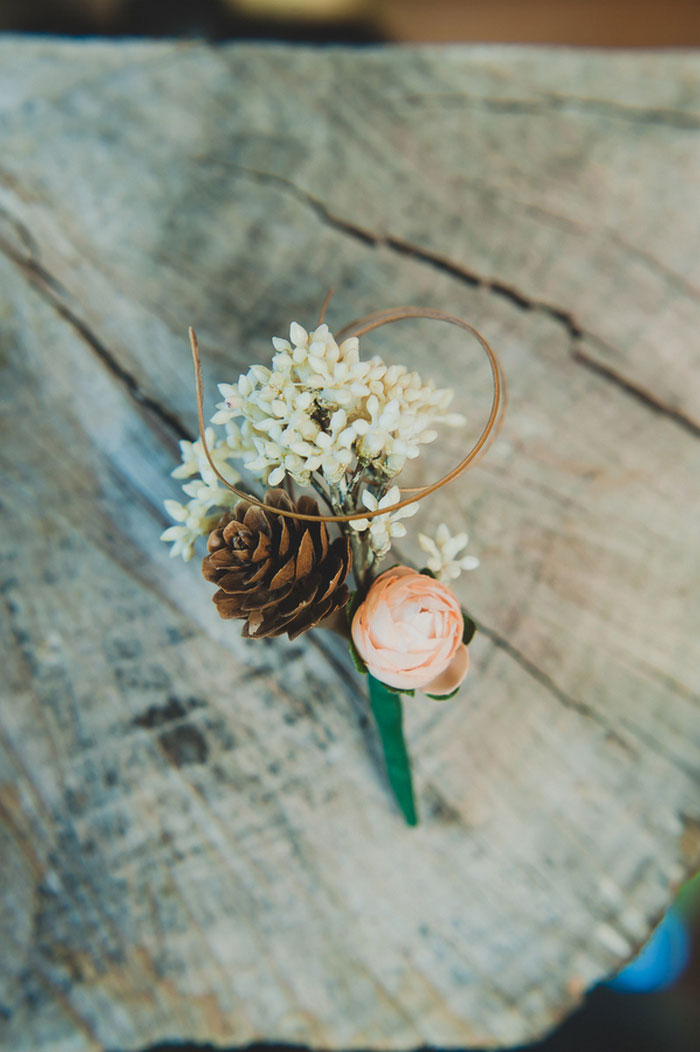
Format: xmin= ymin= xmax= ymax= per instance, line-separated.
xmin=1 ymin=38 xmax=699 ymax=1052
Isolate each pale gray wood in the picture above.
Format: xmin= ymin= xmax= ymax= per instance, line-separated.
xmin=0 ymin=37 xmax=699 ymax=1052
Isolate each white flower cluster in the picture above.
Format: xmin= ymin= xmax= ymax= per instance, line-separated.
xmin=162 ymin=321 xmax=466 ymax=565
xmin=350 ymin=486 xmax=420 ymax=558
xmin=418 ymin=524 xmax=479 ymax=582
xmin=211 ymin=322 xmax=464 ymax=488
xmin=160 ymin=429 xmax=240 ymax=561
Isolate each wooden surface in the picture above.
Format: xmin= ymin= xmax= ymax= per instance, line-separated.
xmin=0 ymin=37 xmax=699 ymax=1052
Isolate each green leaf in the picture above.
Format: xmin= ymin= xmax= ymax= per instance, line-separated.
xmin=345 ymin=589 xmax=362 ymax=626
xmin=419 ymin=566 xmax=437 ymax=579
xmin=425 ymin=686 xmax=461 ymax=701
xmin=348 ymin=636 xmax=368 ymax=675
xmin=368 ymin=675 xmax=418 ymax=826
xmin=462 ymin=611 xmax=477 ymax=645
xmin=346 ymin=592 xmax=369 ymax=673
xmin=374 ymin=679 xmax=414 ymax=697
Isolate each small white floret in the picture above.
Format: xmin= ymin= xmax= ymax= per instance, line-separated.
xmin=418 ymin=524 xmax=479 ymax=582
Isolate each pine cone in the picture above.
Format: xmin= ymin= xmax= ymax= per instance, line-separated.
xmin=202 ymin=489 xmax=352 ymax=640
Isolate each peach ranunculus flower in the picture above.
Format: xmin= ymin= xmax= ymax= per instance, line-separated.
xmin=351 ymin=566 xmax=470 ymax=695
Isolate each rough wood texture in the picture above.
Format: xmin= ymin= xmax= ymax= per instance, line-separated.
xmin=1 ymin=37 xmax=699 ymax=1052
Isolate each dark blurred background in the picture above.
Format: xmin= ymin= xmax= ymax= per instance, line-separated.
xmin=3 ymin=2 xmax=698 ymax=1050
xmin=1 ymin=0 xmax=700 ymax=45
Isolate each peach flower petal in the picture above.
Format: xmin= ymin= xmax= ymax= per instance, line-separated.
xmin=421 ymin=642 xmax=470 ymax=697
xmin=351 ymin=566 xmax=469 ymax=694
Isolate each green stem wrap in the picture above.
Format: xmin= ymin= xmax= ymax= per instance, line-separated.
xmin=368 ymin=674 xmax=418 ymax=826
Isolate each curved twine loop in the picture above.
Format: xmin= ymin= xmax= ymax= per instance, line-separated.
xmin=190 ymin=306 xmax=507 ymax=523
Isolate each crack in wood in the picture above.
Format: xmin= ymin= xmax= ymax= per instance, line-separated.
xmin=607 ymin=231 xmax=700 ymax=303
xmin=232 ymin=164 xmax=584 ymax=340
xmin=572 ymin=348 xmax=700 ymax=438
xmin=0 ymin=229 xmax=190 ymax=444
xmin=476 ymin=621 xmax=637 ymax=754
xmin=231 ymin=166 xmax=699 ymax=438
xmin=2 ymin=179 xmax=698 ymax=450
xmin=306 ymin=631 xmax=378 ymax=741
xmin=479 ymin=622 xmax=700 ymax=780
xmin=397 ymin=90 xmax=700 ymax=130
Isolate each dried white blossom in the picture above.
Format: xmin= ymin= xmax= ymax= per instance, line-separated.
xmin=418 ymin=523 xmax=479 ymax=582
xmin=172 ymin=428 xmax=242 ymax=488
xmin=162 ymin=432 xmax=241 ymax=561
xmin=349 ymin=486 xmax=420 ymax=558
xmin=214 ymin=321 xmax=464 ymax=488
xmin=160 ymin=499 xmax=220 ymax=562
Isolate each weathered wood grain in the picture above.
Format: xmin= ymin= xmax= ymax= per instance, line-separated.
xmin=0 ymin=37 xmax=699 ymax=1052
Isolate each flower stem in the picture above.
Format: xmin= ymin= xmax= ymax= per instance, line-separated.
xmin=309 ymin=475 xmax=334 ymax=512
xmin=368 ymin=674 xmax=418 ymax=826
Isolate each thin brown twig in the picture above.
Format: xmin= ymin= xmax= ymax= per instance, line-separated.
xmin=317 ymin=286 xmax=335 ymax=325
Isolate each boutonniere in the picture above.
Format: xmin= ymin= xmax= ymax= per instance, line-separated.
xmin=162 ymin=300 xmax=505 ymax=825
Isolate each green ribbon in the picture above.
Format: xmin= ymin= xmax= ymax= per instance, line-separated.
xmin=368 ymin=674 xmax=418 ymax=827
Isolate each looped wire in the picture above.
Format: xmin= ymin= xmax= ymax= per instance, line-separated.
xmin=190 ymin=305 xmax=506 ymax=524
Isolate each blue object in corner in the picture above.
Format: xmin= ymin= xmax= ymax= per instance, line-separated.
xmin=607 ymin=909 xmax=691 ymax=993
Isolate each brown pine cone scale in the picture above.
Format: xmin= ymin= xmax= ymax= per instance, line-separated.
xmin=203 ymin=489 xmax=352 ymax=640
